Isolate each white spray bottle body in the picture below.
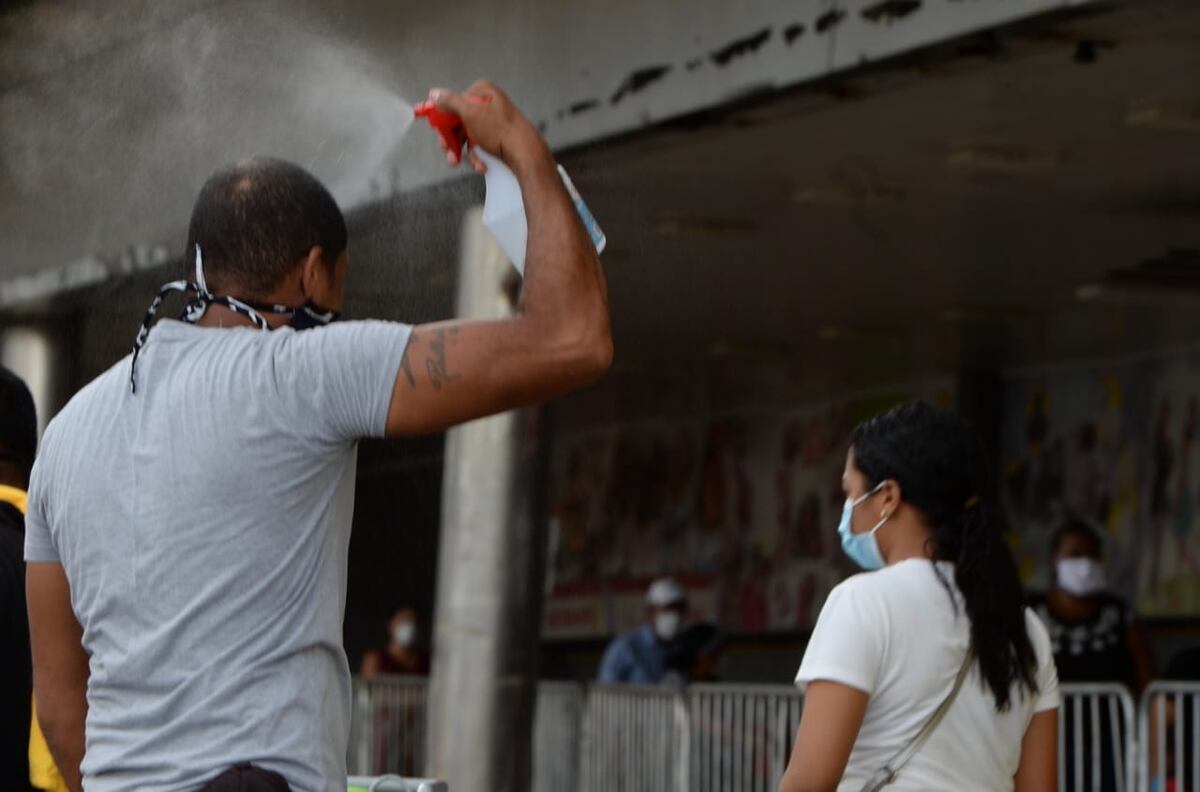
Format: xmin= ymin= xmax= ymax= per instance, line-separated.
xmin=475 ymin=148 xmax=528 ymax=274
xmin=475 ymin=148 xmax=606 ymax=276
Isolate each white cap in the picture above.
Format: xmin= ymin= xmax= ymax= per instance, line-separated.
xmin=646 ymin=577 xmax=686 ymax=607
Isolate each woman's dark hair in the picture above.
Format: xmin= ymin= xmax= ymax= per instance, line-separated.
xmin=1050 ymin=517 xmax=1103 ymax=558
xmin=851 ymin=401 xmax=1038 ymax=711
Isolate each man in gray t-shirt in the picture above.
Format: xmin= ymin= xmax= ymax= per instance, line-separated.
xmin=24 ymin=82 xmax=611 ymax=792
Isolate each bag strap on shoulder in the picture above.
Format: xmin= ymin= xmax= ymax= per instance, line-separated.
xmin=860 ymin=653 xmax=973 ymax=792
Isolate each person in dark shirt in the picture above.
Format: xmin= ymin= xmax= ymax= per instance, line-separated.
xmin=1156 ymin=647 xmax=1200 ymax=792
xmin=360 ymin=608 xmax=429 ymax=679
xmin=0 ymin=365 xmax=38 ymax=792
xmin=1029 ymin=517 xmax=1155 ymax=693
xmin=358 ymin=608 xmax=429 ymax=776
xmin=1029 ymin=517 xmax=1156 ymax=792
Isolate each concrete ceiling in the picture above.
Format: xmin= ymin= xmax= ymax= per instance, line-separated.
xmin=563 ymin=0 xmax=1200 ymax=374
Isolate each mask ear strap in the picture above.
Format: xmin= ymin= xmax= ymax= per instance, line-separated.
xmin=194 ymin=244 xmax=210 ymax=296
xmin=130 ymin=278 xmax=192 ymax=393
xmin=852 ymin=479 xmax=888 ymax=507
xmin=182 ymin=245 xmax=213 ymax=324
xmin=866 ymin=481 xmax=894 ymax=535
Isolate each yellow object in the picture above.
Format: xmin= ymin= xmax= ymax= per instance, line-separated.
xmin=0 ymin=485 xmax=70 ymax=792
xmin=29 ymin=699 xmax=69 ymax=792
xmin=0 ymin=483 xmax=27 ymax=514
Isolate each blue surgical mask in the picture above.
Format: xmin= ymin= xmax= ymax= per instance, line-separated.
xmin=838 ymin=481 xmax=889 ymax=570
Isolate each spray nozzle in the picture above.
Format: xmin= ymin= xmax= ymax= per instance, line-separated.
xmin=413 ymin=94 xmax=494 ymax=159
xmin=413 ymin=100 xmax=468 ymax=156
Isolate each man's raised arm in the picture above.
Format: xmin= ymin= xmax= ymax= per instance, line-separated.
xmin=385 ymin=81 xmax=612 ymax=437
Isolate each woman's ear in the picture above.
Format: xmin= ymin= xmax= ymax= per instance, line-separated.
xmin=879 ymin=479 xmax=903 ymax=519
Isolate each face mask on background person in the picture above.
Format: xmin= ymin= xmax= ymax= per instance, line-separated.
xmin=838 ymin=481 xmax=888 ymax=571
xmin=654 ymin=610 xmax=682 ymax=642
xmin=1056 ymin=557 xmax=1107 ymax=597
xmin=392 ymin=622 xmax=416 ymax=648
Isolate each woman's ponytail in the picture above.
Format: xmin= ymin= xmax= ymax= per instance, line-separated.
xmin=944 ymin=494 xmax=1038 ymax=710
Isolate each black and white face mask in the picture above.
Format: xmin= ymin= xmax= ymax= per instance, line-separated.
xmin=129 ymin=245 xmax=340 ymax=392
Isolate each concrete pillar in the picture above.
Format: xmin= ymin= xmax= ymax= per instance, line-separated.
xmin=426 ymin=208 xmax=546 ymax=792
xmin=1 ymin=325 xmax=56 ymax=436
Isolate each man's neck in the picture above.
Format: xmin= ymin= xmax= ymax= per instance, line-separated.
xmin=195 ymin=303 xmax=287 ymax=330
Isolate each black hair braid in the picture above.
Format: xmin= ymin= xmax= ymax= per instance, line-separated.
xmin=851 ymin=401 xmax=1038 ymax=712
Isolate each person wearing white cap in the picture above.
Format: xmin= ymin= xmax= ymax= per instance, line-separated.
xmin=597 ymin=577 xmax=688 ymax=685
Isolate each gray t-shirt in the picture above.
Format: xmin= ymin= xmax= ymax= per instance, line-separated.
xmin=25 ymin=318 xmax=411 ymax=792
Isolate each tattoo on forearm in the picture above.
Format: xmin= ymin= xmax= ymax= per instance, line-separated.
xmin=424 ymin=328 xmax=459 ymax=390
xmin=399 ymin=332 xmax=418 ymax=388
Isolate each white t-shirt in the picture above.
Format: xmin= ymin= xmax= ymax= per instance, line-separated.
xmin=796 ymin=559 xmax=1059 ymax=792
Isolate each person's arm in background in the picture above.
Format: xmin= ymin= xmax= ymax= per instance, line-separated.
xmin=1 ymin=532 xmax=34 ymax=789
xmin=778 ymin=681 xmax=869 ymax=792
xmin=360 ymin=650 xmax=382 ymax=681
xmin=26 ymin=562 xmax=87 ymax=792
xmin=1126 ymin=615 xmax=1156 ymax=696
xmin=597 ymin=637 xmax=630 ymax=684
xmin=1014 ymin=709 xmax=1057 ymax=792
xmin=385 ymin=81 xmax=611 ymax=437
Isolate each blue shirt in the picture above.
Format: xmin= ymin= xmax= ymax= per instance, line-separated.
xmin=598 ymin=624 xmax=669 ymax=684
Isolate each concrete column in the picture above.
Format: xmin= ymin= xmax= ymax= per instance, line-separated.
xmin=1 ymin=325 xmax=56 ymax=436
xmin=426 ymin=208 xmax=546 ymax=792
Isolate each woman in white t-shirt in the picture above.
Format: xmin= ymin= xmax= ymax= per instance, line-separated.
xmin=780 ymin=402 xmax=1060 ymax=792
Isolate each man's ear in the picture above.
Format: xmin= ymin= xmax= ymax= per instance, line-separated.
xmin=299 ymin=246 xmax=327 ymax=298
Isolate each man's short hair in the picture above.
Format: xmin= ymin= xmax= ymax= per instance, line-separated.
xmin=0 ymin=365 xmax=37 ymax=480
xmin=185 ymin=157 xmax=347 ymax=296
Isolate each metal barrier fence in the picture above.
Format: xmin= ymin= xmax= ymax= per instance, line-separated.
xmin=348 ymin=676 xmax=1189 ymax=792
xmin=348 ymin=675 xmax=430 ymax=778
xmin=348 ymin=777 xmax=447 ymax=792
xmin=688 ymin=684 xmax=804 ymax=792
xmin=1058 ymin=683 xmax=1137 ymax=792
xmin=577 ymin=684 xmax=690 ymax=792
xmin=533 ymin=681 xmax=586 ymax=792
xmin=1139 ymin=681 xmax=1200 ymax=792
